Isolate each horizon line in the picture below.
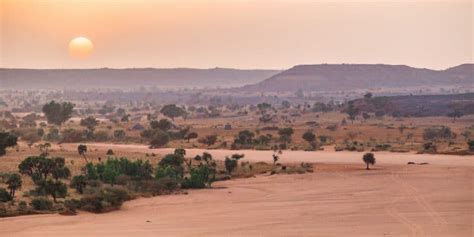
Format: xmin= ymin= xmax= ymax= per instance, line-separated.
xmin=1 ymin=62 xmax=472 ymax=71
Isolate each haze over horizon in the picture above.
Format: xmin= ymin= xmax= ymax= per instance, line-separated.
xmin=1 ymin=0 xmax=472 ymax=70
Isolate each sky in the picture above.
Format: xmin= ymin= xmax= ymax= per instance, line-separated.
xmin=1 ymin=0 xmax=472 ymax=70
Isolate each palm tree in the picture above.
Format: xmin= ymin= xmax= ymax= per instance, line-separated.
xmin=77 ymin=144 xmax=89 ymax=163
xmin=362 ymin=153 xmax=376 ymax=170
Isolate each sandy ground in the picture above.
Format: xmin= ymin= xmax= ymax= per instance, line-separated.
xmin=1 ymin=145 xmax=473 ymax=236
xmin=60 ymin=142 xmax=474 ymax=166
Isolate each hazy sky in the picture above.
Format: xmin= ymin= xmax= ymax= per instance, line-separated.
xmin=1 ymin=0 xmax=472 ymax=69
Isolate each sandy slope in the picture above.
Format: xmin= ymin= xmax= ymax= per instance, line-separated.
xmin=1 ymin=145 xmax=472 ymax=236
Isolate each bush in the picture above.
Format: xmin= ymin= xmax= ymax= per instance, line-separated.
xmin=18 ymin=200 xmax=28 ymax=213
xmin=423 ymin=126 xmax=454 ymax=141
xmin=0 ymin=188 xmax=11 ymax=202
xmin=468 ymin=140 xmax=474 ymax=152
xmin=423 ymin=142 xmax=437 ymax=153
xmin=181 ymin=165 xmax=212 ymax=189
xmin=94 ymin=130 xmax=110 ymax=142
xmin=61 ymin=128 xmax=84 ymax=143
xmin=31 ymin=197 xmax=53 ymax=211
xmin=70 ymin=175 xmax=87 ymax=194
xmin=62 ymin=199 xmax=78 ymax=215
xmin=155 ymin=165 xmax=181 ymax=181
xmin=80 ymin=187 xmax=130 ymax=213
xmin=198 ymin=135 xmax=218 ymax=147
xmin=84 ymin=157 xmax=153 ymax=184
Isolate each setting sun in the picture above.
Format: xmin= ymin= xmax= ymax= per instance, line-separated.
xmin=68 ymin=37 xmax=94 ymax=59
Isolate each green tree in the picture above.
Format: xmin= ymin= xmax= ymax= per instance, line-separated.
xmin=362 ymin=153 xmax=376 ymax=170
xmin=19 ymin=156 xmax=55 ymax=184
xmin=198 ymin=135 xmax=218 ymax=147
xmin=6 ymin=174 xmax=22 ymax=200
xmin=80 ymin=116 xmax=99 ymax=138
xmin=302 ymin=131 xmax=316 ymax=149
xmin=50 ymin=157 xmax=71 ymax=181
xmin=42 ymin=179 xmax=67 ymax=202
xmin=149 ymin=129 xmax=170 ymax=148
xmin=42 ymin=101 xmax=75 ymax=127
xmin=278 ymin=127 xmax=294 ymax=144
xmin=150 ymin=119 xmax=173 ymax=131
xmin=346 ymin=101 xmax=359 ymax=124
xmin=184 ymin=132 xmax=198 ymax=142
xmin=70 ymin=175 xmax=87 ymax=194
xmin=0 ymin=132 xmax=17 ymax=156
xmin=160 ymin=104 xmax=185 ymax=121
xmin=234 ymin=130 xmax=255 ymax=146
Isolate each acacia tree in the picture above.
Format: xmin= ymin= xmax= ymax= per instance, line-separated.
xmin=80 ymin=116 xmax=99 ymax=139
xmin=0 ymin=132 xmax=17 ymax=156
xmin=6 ymin=174 xmax=22 ymax=200
xmin=278 ymin=127 xmax=294 ymax=144
xmin=362 ymin=153 xmax=376 ymax=170
xmin=302 ymin=131 xmax=316 ymax=149
xmin=184 ymin=132 xmax=198 ymax=142
xmin=160 ymin=104 xmax=185 ymax=121
xmin=77 ymin=144 xmax=89 ymax=163
xmin=43 ymin=179 xmax=68 ymax=202
xmin=198 ymin=135 xmax=218 ymax=147
xmin=346 ymin=101 xmax=359 ymax=124
xmin=42 ymin=101 xmax=75 ymax=128
xmin=150 ymin=119 xmax=173 ymax=131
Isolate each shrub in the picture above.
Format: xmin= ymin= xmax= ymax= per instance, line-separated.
xmin=225 ymin=157 xmax=238 ymax=175
xmin=198 ymin=135 xmax=218 ymax=147
xmin=113 ymin=130 xmax=126 ymax=140
xmin=468 ymin=140 xmax=474 ymax=152
xmin=80 ymin=187 xmax=130 ymax=213
xmin=233 ymin=130 xmax=255 ymax=147
xmin=0 ymin=188 xmax=11 ymax=202
xmin=106 ymin=149 xmax=114 ymax=156
xmin=44 ymin=128 xmax=61 ymax=141
xmin=94 ymin=130 xmax=110 ymax=142
xmin=85 ymin=157 xmax=153 ymax=183
xmin=70 ymin=175 xmax=87 ymax=194
xmin=155 ymin=165 xmax=182 ymax=181
xmin=181 ymin=165 xmax=213 ymax=189
xmin=278 ymin=127 xmax=294 ymax=143
xmin=423 ymin=126 xmax=454 ymax=141
xmin=30 ymin=197 xmax=53 ymax=211
xmin=423 ymin=142 xmax=437 ymax=153
xmin=18 ymin=201 xmax=28 ymax=213
xmin=61 ymin=128 xmax=84 ymax=143
xmin=62 ymin=199 xmax=78 ymax=215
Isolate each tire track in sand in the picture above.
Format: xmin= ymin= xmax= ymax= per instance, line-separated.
xmin=387 ymin=170 xmax=448 ymax=236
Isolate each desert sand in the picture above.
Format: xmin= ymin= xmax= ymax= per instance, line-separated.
xmin=1 ymin=146 xmax=472 ymax=237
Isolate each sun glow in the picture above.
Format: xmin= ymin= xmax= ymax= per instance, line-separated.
xmin=68 ymin=37 xmax=94 ymax=59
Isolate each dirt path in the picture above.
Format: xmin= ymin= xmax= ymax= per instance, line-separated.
xmin=1 ymin=163 xmax=472 ymax=237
